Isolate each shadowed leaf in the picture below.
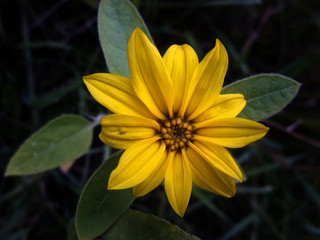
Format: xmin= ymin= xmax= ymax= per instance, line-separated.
xmin=5 ymin=115 xmax=94 ymax=176
xmin=98 ymin=0 xmax=152 ymax=77
xmin=75 ymin=151 xmax=135 ymax=240
xmin=102 ymin=209 xmax=200 ymax=240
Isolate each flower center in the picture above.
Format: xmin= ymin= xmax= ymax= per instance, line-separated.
xmin=160 ymin=117 xmax=194 ymax=151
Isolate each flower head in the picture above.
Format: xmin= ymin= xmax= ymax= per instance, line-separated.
xmin=84 ymin=28 xmax=269 ymax=217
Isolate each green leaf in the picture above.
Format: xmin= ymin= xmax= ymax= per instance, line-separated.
xmin=76 ymin=151 xmax=135 ymax=240
xmin=98 ymin=0 xmax=152 ymax=77
xmin=221 ymin=74 xmax=300 ymax=121
xmin=5 ymin=115 xmax=94 ymax=176
xmin=102 ymin=209 xmax=200 ymax=240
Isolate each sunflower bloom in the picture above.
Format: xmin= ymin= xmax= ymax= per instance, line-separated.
xmin=84 ymin=28 xmax=269 ymax=217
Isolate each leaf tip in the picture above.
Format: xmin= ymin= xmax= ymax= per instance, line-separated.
xmin=4 ymin=164 xmax=16 ymax=177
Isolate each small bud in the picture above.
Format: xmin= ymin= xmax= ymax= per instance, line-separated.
xmin=163 ymin=133 xmax=170 ymax=139
xmin=164 ymin=120 xmax=171 ymax=128
xmin=179 ymin=141 xmax=185 ymax=148
xmin=161 ymin=127 xmax=167 ymax=134
xmin=186 ymin=134 xmax=193 ymax=139
xmin=176 ymin=117 xmax=182 ymax=125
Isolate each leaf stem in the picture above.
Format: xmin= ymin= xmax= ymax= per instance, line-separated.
xmin=21 ymin=3 xmax=38 ymax=128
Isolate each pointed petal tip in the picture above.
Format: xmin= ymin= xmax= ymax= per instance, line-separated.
xmin=107 ymin=170 xmax=127 ymax=190
xmin=129 ymin=28 xmax=141 ymax=37
xmin=171 ymin=204 xmax=186 ymax=217
xmin=260 ymin=125 xmax=270 ymax=136
xmin=235 ymin=172 xmax=243 ymax=183
xmin=107 ymin=183 xmax=116 ymax=190
xmin=226 ymin=190 xmax=236 ymax=198
xmin=176 ymin=210 xmax=185 ymax=218
xmin=82 ymin=74 xmax=92 ymax=84
xmin=98 ymin=132 xmax=105 ymax=143
xmin=215 ymin=38 xmax=225 ymax=49
xmin=215 ymin=38 xmax=228 ymax=62
xmin=215 ymin=38 xmax=221 ymax=44
xmin=82 ymin=73 xmax=105 ymax=82
xmin=107 ymin=178 xmax=129 ymax=190
xmin=133 ymin=27 xmax=142 ymax=34
xmin=131 ymin=27 xmax=147 ymax=41
xmin=107 ymin=177 xmax=118 ymax=190
xmin=82 ymin=74 xmax=91 ymax=79
xmin=222 ymin=184 xmax=236 ymax=198
xmin=132 ymin=188 xmax=141 ymax=197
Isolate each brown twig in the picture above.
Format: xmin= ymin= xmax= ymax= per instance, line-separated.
xmin=255 ymin=143 xmax=320 ymax=172
xmin=62 ymin=15 xmax=97 ymax=43
xmin=241 ymin=7 xmax=278 ymax=53
xmin=30 ymin=0 xmax=70 ymax=31
xmin=264 ymin=119 xmax=320 ymax=148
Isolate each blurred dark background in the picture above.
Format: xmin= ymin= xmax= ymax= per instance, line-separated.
xmin=1 ymin=0 xmax=320 ymax=239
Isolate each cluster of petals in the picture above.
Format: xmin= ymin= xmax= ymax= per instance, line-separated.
xmin=84 ymin=28 xmax=269 ymax=217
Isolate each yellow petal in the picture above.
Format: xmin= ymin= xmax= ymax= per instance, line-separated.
xmin=99 ymin=114 xmax=160 ymax=149
xmin=164 ymin=151 xmax=192 ymax=217
xmin=193 ymin=94 xmax=246 ymax=124
xmin=188 ymin=141 xmax=242 ymax=182
xmin=195 ymin=118 xmax=269 ymax=148
xmin=183 ymin=148 xmax=235 ymax=197
xmin=128 ymin=28 xmax=174 ymax=119
xmin=163 ymin=44 xmax=198 ymax=115
xmin=185 ymin=39 xmax=229 ymax=120
xmin=108 ymin=138 xmax=165 ymax=189
xmin=83 ymin=73 xmax=154 ymax=119
xmin=133 ymin=151 xmax=169 ymax=197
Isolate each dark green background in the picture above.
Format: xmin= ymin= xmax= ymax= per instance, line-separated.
xmin=1 ymin=0 xmax=319 ymax=239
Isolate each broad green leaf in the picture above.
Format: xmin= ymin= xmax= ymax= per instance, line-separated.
xmin=221 ymin=74 xmax=300 ymax=121
xmin=98 ymin=0 xmax=152 ymax=77
xmin=5 ymin=115 xmax=94 ymax=176
xmin=76 ymin=151 xmax=135 ymax=240
xmin=102 ymin=209 xmax=200 ymax=240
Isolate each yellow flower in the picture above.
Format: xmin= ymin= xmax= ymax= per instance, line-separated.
xmin=83 ymin=28 xmax=269 ymax=217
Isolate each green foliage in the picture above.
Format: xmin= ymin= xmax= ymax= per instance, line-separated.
xmin=5 ymin=115 xmax=94 ymax=176
xmin=102 ymin=209 xmax=200 ymax=240
xmin=75 ymin=151 xmax=135 ymax=240
xmin=2 ymin=0 xmax=320 ymax=239
xmin=98 ymin=0 xmax=152 ymax=77
xmin=71 ymin=208 xmax=200 ymax=240
xmin=222 ymin=74 xmax=300 ymax=121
